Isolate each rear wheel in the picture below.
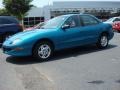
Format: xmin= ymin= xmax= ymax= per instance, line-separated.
xmin=96 ymin=33 xmax=108 ymax=49
xmin=33 ymin=41 xmax=54 ymax=61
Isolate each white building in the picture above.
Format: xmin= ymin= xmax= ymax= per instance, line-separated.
xmin=24 ymin=1 xmax=120 ymax=27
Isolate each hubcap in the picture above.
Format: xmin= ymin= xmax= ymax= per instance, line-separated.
xmin=38 ymin=44 xmax=51 ymax=59
xmin=101 ymin=36 xmax=108 ymax=47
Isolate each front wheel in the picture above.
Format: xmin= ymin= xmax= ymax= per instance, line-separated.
xmin=33 ymin=41 xmax=53 ymax=61
xmin=96 ymin=34 xmax=109 ymax=49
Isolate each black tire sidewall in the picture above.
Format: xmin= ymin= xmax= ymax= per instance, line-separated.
xmin=97 ymin=34 xmax=108 ymax=49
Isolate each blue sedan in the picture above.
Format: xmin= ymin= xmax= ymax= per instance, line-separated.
xmin=2 ymin=14 xmax=114 ymax=60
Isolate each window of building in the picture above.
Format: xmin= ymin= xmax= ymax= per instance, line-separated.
xmin=23 ymin=17 xmax=44 ymax=28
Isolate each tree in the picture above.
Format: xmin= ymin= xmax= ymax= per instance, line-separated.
xmin=0 ymin=8 xmax=10 ymax=16
xmin=3 ymin=0 xmax=33 ymax=25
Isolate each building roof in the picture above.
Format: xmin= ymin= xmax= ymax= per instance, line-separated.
xmin=26 ymin=1 xmax=120 ymax=17
xmin=26 ymin=7 xmax=43 ymax=17
xmin=51 ymin=1 xmax=120 ymax=9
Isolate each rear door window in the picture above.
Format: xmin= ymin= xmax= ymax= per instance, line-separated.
xmin=0 ymin=18 xmax=13 ymax=25
xmin=0 ymin=17 xmax=19 ymax=25
xmin=80 ymin=15 xmax=99 ymax=26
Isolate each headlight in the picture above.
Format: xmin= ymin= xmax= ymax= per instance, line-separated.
xmin=12 ymin=39 xmax=21 ymax=45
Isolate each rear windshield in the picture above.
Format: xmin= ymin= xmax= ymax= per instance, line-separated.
xmin=0 ymin=16 xmax=19 ymax=24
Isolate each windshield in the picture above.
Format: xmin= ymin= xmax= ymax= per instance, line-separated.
xmin=41 ymin=16 xmax=68 ymax=29
xmin=34 ymin=22 xmax=44 ymax=29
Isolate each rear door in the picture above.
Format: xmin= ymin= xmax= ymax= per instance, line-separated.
xmin=79 ymin=15 xmax=101 ymax=44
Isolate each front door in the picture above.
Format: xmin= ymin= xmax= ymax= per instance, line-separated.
xmin=57 ymin=15 xmax=84 ymax=49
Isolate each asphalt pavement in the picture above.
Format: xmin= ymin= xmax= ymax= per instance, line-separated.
xmin=0 ymin=33 xmax=120 ymax=90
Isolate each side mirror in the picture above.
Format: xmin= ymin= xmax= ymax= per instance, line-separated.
xmin=62 ymin=24 xmax=70 ymax=29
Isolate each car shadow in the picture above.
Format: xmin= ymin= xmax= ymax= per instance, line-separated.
xmin=6 ymin=44 xmax=117 ymax=65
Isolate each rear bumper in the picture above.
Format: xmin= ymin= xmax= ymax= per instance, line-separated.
xmin=113 ymin=28 xmax=120 ymax=32
xmin=108 ymin=30 xmax=114 ymax=40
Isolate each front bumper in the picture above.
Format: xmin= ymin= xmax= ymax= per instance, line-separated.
xmin=2 ymin=45 xmax=32 ymax=56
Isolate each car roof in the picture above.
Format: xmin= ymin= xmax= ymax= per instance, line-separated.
xmin=114 ymin=17 xmax=120 ymax=18
xmin=62 ymin=14 xmax=93 ymax=17
xmin=110 ymin=17 xmax=120 ymax=19
xmin=114 ymin=21 xmax=120 ymax=23
xmin=0 ymin=16 xmax=18 ymax=20
xmin=0 ymin=16 xmax=16 ymax=18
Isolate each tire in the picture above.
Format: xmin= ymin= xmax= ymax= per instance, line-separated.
xmin=96 ymin=33 xmax=109 ymax=49
xmin=33 ymin=41 xmax=54 ymax=61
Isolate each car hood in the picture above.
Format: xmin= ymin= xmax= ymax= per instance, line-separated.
xmin=8 ymin=29 xmax=55 ymax=41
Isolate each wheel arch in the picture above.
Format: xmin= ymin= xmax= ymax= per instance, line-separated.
xmin=96 ymin=31 xmax=109 ymax=49
xmin=32 ymin=38 xmax=55 ymax=54
xmin=101 ymin=31 xmax=109 ymax=36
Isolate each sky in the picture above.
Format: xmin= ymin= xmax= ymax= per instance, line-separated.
xmin=0 ymin=0 xmax=120 ymax=8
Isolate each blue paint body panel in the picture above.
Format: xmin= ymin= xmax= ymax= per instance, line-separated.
xmin=2 ymin=14 xmax=114 ymax=56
